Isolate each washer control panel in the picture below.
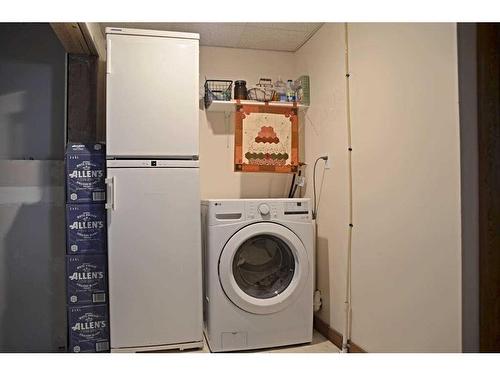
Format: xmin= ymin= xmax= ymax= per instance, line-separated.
xmin=245 ymin=199 xmax=310 ymax=222
xmin=204 ymin=199 xmax=311 ymax=225
xmin=247 ymin=201 xmax=279 ymax=220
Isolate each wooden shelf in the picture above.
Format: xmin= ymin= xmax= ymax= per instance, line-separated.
xmin=205 ymin=100 xmax=308 ymax=112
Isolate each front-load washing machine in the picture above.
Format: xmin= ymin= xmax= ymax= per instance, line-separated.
xmin=201 ymin=198 xmax=314 ymax=352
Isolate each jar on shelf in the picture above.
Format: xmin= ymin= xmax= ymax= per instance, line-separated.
xmin=234 ymin=80 xmax=248 ymax=100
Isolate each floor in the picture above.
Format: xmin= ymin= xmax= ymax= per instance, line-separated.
xmin=193 ymin=330 xmax=340 ymax=353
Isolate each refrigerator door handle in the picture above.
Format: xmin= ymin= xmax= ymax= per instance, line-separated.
xmin=105 ymin=177 xmax=115 ymax=210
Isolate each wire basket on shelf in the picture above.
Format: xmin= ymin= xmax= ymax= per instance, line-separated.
xmin=247 ymin=88 xmax=273 ymax=101
xmin=204 ymin=79 xmax=233 ymax=109
xmin=247 ymin=78 xmax=275 ymax=102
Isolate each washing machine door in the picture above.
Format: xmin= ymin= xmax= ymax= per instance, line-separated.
xmin=218 ymin=222 xmax=309 ymax=315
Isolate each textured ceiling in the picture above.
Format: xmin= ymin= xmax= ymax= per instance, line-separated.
xmin=99 ymin=22 xmax=323 ymax=52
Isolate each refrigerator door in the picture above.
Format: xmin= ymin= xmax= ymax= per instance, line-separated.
xmin=106 ymin=165 xmax=202 ymax=349
xmin=106 ymin=33 xmax=199 ymax=158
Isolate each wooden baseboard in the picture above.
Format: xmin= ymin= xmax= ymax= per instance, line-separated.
xmin=314 ymin=316 xmax=366 ymax=353
xmin=314 ymin=316 xmax=342 ymax=349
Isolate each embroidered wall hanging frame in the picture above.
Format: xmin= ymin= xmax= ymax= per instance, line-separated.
xmin=234 ymin=104 xmax=299 ymax=173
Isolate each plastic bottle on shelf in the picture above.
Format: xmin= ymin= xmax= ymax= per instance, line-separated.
xmin=286 ymin=80 xmax=295 ymax=102
xmin=275 ymin=77 xmax=287 ymax=102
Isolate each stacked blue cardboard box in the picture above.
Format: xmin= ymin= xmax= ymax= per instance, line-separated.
xmin=65 ymin=143 xmax=110 ymax=353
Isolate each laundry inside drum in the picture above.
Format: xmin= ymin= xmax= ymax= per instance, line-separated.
xmin=232 ymin=235 xmax=295 ymax=299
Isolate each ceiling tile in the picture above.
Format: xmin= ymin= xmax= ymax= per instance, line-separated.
xmin=191 ymin=24 xmax=246 ymax=48
xmin=238 ymin=25 xmax=307 ymax=51
xmin=99 ymin=22 xmax=323 ymax=52
xmin=247 ymin=22 xmax=322 ymax=33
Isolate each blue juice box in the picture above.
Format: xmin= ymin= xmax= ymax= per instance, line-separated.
xmin=68 ymin=304 xmax=110 ymax=353
xmin=65 ymin=143 xmax=106 ymax=203
xmin=66 ymin=203 xmax=106 ymax=254
xmin=66 ymin=254 xmax=108 ymax=305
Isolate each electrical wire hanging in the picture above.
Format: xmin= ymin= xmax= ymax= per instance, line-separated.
xmin=288 ymin=172 xmax=297 ymax=198
xmin=312 ymin=156 xmax=328 ymax=220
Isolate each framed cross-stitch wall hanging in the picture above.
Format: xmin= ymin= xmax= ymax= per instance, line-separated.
xmin=234 ymin=104 xmax=299 ymax=173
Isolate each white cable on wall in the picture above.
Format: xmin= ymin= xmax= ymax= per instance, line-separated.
xmin=342 ymin=22 xmax=354 ymax=354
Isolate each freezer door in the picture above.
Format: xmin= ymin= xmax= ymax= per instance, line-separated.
xmin=106 ymin=34 xmax=199 ymax=157
xmin=106 ymin=166 xmax=202 ymax=349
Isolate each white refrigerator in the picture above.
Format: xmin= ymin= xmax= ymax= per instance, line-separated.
xmin=105 ymin=27 xmax=203 ymax=352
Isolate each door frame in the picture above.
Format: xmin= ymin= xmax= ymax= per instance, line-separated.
xmin=477 ymin=23 xmax=500 ymax=353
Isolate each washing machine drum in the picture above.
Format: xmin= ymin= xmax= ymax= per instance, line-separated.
xmin=218 ymin=222 xmax=309 ymax=315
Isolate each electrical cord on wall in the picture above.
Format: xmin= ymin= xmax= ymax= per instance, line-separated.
xmin=288 ymin=173 xmax=297 ymax=198
xmin=342 ymin=22 xmax=354 ymax=354
xmin=312 ymin=156 xmax=328 ymax=220
xmin=291 ymin=169 xmax=302 ymax=198
xmin=287 ymin=164 xmax=305 ymax=198
xmin=311 ymin=155 xmax=329 ymax=314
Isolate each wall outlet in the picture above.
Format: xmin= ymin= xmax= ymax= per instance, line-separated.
xmin=324 ymin=154 xmax=331 ymax=169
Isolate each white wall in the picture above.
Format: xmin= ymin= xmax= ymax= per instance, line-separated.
xmin=295 ymin=23 xmax=462 ymax=352
xmin=199 ymin=46 xmax=297 ymax=199
xmin=294 ymin=23 xmax=350 ymax=330
xmin=348 ymin=23 xmax=461 ymax=352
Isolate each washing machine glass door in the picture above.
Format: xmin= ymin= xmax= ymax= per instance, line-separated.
xmin=219 ymin=222 xmax=309 ymax=315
